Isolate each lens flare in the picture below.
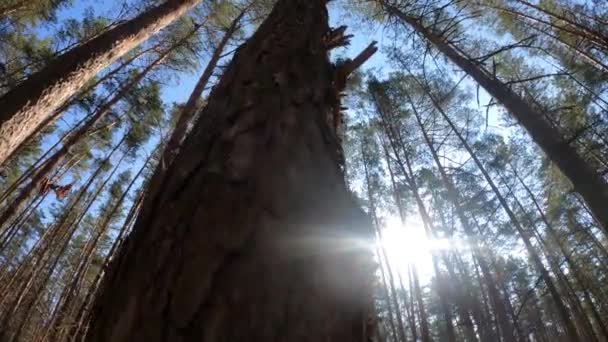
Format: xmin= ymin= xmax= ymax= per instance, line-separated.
xmin=377 ymin=216 xmax=467 ymax=283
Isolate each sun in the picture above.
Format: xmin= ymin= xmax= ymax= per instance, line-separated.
xmin=377 ymin=216 xmax=459 ymax=284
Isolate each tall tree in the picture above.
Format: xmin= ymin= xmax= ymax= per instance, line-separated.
xmin=0 ymin=21 xmax=201 ymax=231
xmin=0 ymin=0 xmax=202 ymax=165
xmin=160 ymin=3 xmax=248 ymax=169
xmin=389 ymin=74 xmax=519 ymax=342
xmin=378 ymin=0 xmax=608 ymax=233
xmin=86 ymin=0 xmax=377 ymax=341
xmin=406 ymin=69 xmax=583 ymax=342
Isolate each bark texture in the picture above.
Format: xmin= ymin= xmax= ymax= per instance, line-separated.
xmin=0 ymin=0 xmax=201 ymax=165
xmin=86 ymin=1 xmax=375 ymax=341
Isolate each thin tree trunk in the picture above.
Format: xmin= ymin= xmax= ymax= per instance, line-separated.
xmin=0 ymin=0 xmax=202 ymax=165
xmin=397 ymin=272 xmax=417 ymax=342
xmin=0 ymin=43 xmax=160 ymax=169
xmin=361 ymin=141 xmax=408 ymax=342
xmin=508 ymin=0 xmax=608 ymax=54
xmin=8 ymin=146 xmax=128 ymax=342
xmin=86 ymin=1 xmax=376 ymax=341
xmin=403 ymin=83 xmax=518 ymax=342
xmin=410 ymin=72 xmax=582 ymax=342
xmin=381 ymin=139 xmax=427 ymax=342
xmin=74 ymin=191 xmax=145 ymax=340
xmin=0 ymin=138 xmax=125 ymax=339
xmin=454 ymin=253 xmax=493 ymax=341
xmin=376 ymin=245 xmax=400 ymax=342
xmin=431 ymin=202 xmax=479 ymax=342
xmin=160 ymin=7 xmax=247 ymax=170
xmin=384 ymin=3 xmax=608 ymax=233
xmin=501 ymin=173 xmax=598 ymax=342
xmin=382 ymin=142 xmax=417 ymax=341
xmin=375 ymin=90 xmax=457 ymax=342
xmin=508 ymin=167 xmax=608 ymax=340
xmin=0 ymin=28 xmax=198 ymax=231
xmin=0 ymin=1 xmax=26 ymax=17
xmin=43 ymin=148 xmax=150 ymax=342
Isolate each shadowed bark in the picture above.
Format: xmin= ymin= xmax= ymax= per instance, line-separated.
xmin=86 ymin=1 xmax=376 ymax=341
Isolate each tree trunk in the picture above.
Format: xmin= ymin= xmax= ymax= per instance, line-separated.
xmin=381 ymin=142 xmax=427 ymax=342
xmin=45 ymin=150 xmax=151 ymax=342
xmin=0 ymin=27 xmax=198 ymax=231
xmin=0 ymin=0 xmax=202 ymax=165
xmin=375 ymin=90 xmax=456 ymax=342
xmin=0 ymin=138 xmax=124 ymax=340
xmin=507 ymin=0 xmax=608 ymax=56
xmin=160 ymin=7 xmax=246 ymax=170
xmin=511 ymin=165 xmax=608 ymax=321
xmin=75 ymin=191 xmax=145 ymax=339
xmin=505 ymin=169 xmax=607 ymax=341
xmin=503 ymin=174 xmax=599 ymax=342
xmin=412 ymin=72 xmax=582 ymax=342
xmin=0 ymin=1 xmax=27 ymax=17
xmin=405 ymin=84 xmax=518 ymax=342
xmin=383 ymin=3 xmax=608 ymax=234
xmin=376 ymin=245 xmax=400 ymax=342
xmin=9 ymin=147 xmax=128 ymax=342
xmin=361 ymin=140 xmax=408 ymax=342
xmin=86 ymin=1 xmax=375 ymax=341
xmin=0 ymin=43 xmax=159 ymax=169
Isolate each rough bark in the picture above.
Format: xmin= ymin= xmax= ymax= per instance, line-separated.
xmin=384 ymin=3 xmax=608 ymax=234
xmin=0 ymin=0 xmax=202 ymax=165
xmin=86 ymin=1 xmax=375 ymax=341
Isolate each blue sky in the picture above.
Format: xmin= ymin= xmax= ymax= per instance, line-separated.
xmin=25 ymin=0 xmax=524 ymax=275
xmin=28 ymin=0 xmax=500 ymax=220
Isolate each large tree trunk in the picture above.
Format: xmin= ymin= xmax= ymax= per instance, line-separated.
xmin=0 ymin=0 xmax=201 ymax=165
xmin=86 ymin=1 xmax=375 ymax=341
xmin=383 ymin=3 xmax=608 ymax=234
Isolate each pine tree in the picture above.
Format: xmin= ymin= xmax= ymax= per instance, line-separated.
xmin=377 ymin=0 xmax=608 ymax=234
xmin=86 ymin=0 xmax=377 ymax=340
xmin=0 ymin=0 xmax=203 ymax=165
